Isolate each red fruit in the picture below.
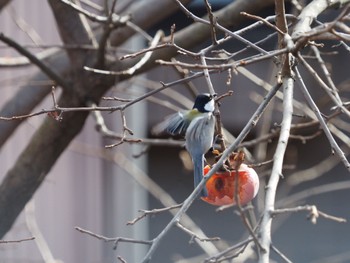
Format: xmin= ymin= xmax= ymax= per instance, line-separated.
xmin=201 ymin=164 xmax=259 ymax=206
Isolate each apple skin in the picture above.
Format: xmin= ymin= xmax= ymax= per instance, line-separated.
xmin=201 ymin=164 xmax=259 ymax=206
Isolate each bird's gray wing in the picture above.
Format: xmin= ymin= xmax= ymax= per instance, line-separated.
xmin=185 ymin=113 xmax=215 ymax=155
xmin=185 ymin=113 xmax=215 ymax=197
xmin=152 ymin=112 xmax=191 ymax=136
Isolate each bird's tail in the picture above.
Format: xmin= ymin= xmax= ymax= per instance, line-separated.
xmin=193 ymin=154 xmax=208 ymax=197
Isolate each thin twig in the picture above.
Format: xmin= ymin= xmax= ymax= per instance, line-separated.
xmin=102 ymin=96 xmax=133 ymax=102
xmin=118 ymin=30 xmax=164 ymax=75
xmin=119 ymin=25 xmax=199 ymax=61
xmin=200 ymin=54 xmax=216 ymax=95
xmin=240 ymin=12 xmax=285 ymax=35
xmin=59 ymin=0 xmax=152 ymax=45
xmin=96 ymin=0 xmax=121 ymax=67
xmin=204 ymin=0 xmax=218 ymax=45
xmin=176 ymin=221 xmax=220 ymax=243
xmin=0 ymin=237 xmax=35 ymax=244
xmin=271 ymin=244 xmax=293 ymax=263
xmin=298 ymin=53 xmax=350 ymax=118
xmin=200 ymin=54 xmax=227 ymax=150
xmin=75 ymin=226 xmax=153 ymax=247
xmin=156 ymin=47 xmax=289 ymax=71
xmin=127 ymin=204 xmax=183 ymax=225
xmin=0 ymin=70 xmax=213 ymax=121
xmin=310 ymin=45 xmax=342 ymax=103
xmin=204 ymin=238 xmax=254 ymax=262
xmin=295 ymin=64 xmax=350 ymax=171
xmin=117 ymin=256 xmax=127 ymax=263
xmin=93 ymin=108 xmax=183 ymax=146
xmin=119 ymin=43 xmax=171 ymax=60
xmin=173 ymin=0 xmax=269 ymax=55
xmin=273 ymin=205 xmax=347 ymax=223
xmin=59 ymin=0 xmax=124 ymax=24
xmin=25 ymin=201 xmax=57 ymax=263
xmin=105 ymin=110 xmax=135 ymax=148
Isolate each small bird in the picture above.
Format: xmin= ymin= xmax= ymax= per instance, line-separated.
xmin=153 ymin=94 xmax=216 ymax=196
xmin=152 ymin=94 xmax=215 ymax=136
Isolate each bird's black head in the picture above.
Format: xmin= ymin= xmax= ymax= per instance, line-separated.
xmin=192 ymin=93 xmax=215 ymax=113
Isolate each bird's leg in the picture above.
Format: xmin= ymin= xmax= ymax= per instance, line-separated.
xmin=210 ymin=148 xmax=232 ymax=173
xmin=212 ymin=134 xmax=223 ymax=149
xmin=211 ymin=149 xmax=221 ymax=156
xmin=228 ymin=151 xmax=245 ymax=170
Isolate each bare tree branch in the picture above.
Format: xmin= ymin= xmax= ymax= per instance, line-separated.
xmin=71 ymin=144 xmax=222 ymax=256
xmin=75 ymin=226 xmax=152 ymax=246
xmin=0 ymin=33 xmax=69 ymax=89
xmin=273 ymin=205 xmax=347 ymax=223
xmin=0 ymin=236 xmax=35 ymax=244
xmin=48 ymin=0 xmax=93 ymax=68
xmin=109 ymin=0 xmax=192 ymax=46
xmin=0 ymin=0 xmax=198 ymax=149
xmin=204 ymin=238 xmax=254 ymax=262
xmin=25 ymin=201 xmax=58 ymax=263
xmin=259 ymin=76 xmax=294 ymax=263
xmin=0 ymin=47 xmax=60 ymax=66
xmin=271 ymin=244 xmax=293 ymax=263
xmin=298 ymin=50 xmax=350 ymax=118
xmin=127 ymin=0 xmax=276 ymax=76
xmin=141 ymin=83 xmax=281 ymax=263
xmin=1 ymin=0 xmax=348 ymax=261
xmin=0 ymin=0 xmax=276 ymax=148
xmin=0 ymin=51 xmax=68 ymax=148
xmin=295 ymin=65 xmax=350 ymax=170
xmin=0 ymin=91 xmax=102 ymax=238
xmin=0 ymin=0 xmax=11 ymax=11
xmin=292 ymin=0 xmax=350 ymax=48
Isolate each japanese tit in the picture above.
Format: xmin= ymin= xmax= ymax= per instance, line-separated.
xmin=153 ymin=94 xmax=216 ymax=197
xmin=152 ymin=94 xmax=215 ymax=136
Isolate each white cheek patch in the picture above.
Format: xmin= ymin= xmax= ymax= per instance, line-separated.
xmin=204 ymin=99 xmax=215 ymax=112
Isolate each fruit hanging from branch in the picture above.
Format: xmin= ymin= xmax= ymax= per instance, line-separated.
xmin=201 ymin=152 xmax=259 ymax=206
